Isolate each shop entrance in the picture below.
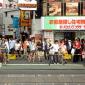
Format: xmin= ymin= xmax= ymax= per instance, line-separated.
xmin=64 ymin=32 xmax=75 ymax=41
xmin=54 ymin=32 xmax=64 ymax=40
xmin=54 ymin=31 xmax=75 ymax=41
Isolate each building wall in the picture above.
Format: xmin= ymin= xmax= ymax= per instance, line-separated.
xmin=0 ymin=14 xmax=3 ymax=25
xmin=32 ymin=19 xmax=41 ymax=35
xmin=3 ymin=10 xmax=19 ymax=35
xmin=41 ymin=0 xmax=85 ymax=40
xmin=3 ymin=0 xmax=18 ymax=9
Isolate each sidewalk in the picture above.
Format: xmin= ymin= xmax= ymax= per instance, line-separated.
xmin=0 ymin=63 xmax=85 ymax=70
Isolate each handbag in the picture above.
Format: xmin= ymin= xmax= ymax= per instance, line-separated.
xmin=71 ymin=48 xmax=75 ymax=55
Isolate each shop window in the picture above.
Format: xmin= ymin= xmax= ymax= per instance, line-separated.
xmin=64 ymin=32 xmax=75 ymax=40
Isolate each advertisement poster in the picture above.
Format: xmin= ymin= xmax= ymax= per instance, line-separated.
xmin=48 ymin=1 xmax=61 ymax=16
xmin=66 ymin=2 xmax=78 ymax=16
xmin=47 ymin=0 xmax=62 ymax=2
xmin=65 ymin=0 xmax=80 ymax=2
xmin=83 ymin=2 xmax=85 ymax=15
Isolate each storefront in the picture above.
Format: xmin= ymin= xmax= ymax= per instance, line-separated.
xmin=18 ymin=0 xmax=37 ymax=39
xmin=41 ymin=16 xmax=85 ymax=41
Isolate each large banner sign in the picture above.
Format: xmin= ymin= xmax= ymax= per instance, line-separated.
xmin=41 ymin=16 xmax=85 ymax=30
xmin=0 ymin=0 xmax=3 ymax=9
xmin=18 ymin=0 xmax=37 ymax=10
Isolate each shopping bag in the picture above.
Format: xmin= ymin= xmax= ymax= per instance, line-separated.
xmin=71 ymin=48 xmax=75 ymax=55
xmin=63 ymin=53 xmax=71 ymax=60
xmin=8 ymin=54 xmax=16 ymax=60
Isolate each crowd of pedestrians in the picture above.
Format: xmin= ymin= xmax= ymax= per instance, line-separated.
xmin=0 ymin=37 xmax=85 ymax=64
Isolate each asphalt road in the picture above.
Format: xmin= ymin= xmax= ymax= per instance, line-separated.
xmin=0 ymin=64 xmax=85 ymax=84
xmin=0 ymin=71 xmax=85 ymax=84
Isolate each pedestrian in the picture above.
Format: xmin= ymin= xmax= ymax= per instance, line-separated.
xmin=22 ymin=38 xmax=29 ymax=59
xmin=28 ymin=39 xmax=36 ymax=62
xmin=60 ymin=39 xmax=68 ymax=64
xmin=49 ymin=41 xmax=54 ymax=64
xmin=36 ymin=40 xmax=43 ymax=61
xmin=53 ymin=40 xmax=60 ymax=64
xmin=73 ymin=38 xmax=81 ymax=63
xmin=42 ymin=39 xmax=49 ymax=60
xmin=0 ymin=38 xmax=7 ymax=64
xmin=9 ymin=38 xmax=16 ymax=54
xmin=15 ymin=40 xmax=21 ymax=58
xmin=82 ymin=48 xmax=85 ymax=64
xmin=5 ymin=38 xmax=10 ymax=54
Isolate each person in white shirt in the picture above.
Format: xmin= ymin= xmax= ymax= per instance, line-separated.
xmin=29 ymin=39 xmax=36 ymax=62
xmin=53 ymin=40 xmax=60 ymax=63
xmin=5 ymin=38 xmax=10 ymax=54
xmin=9 ymin=38 xmax=16 ymax=53
xmin=49 ymin=40 xmax=60 ymax=64
xmin=15 ymin=40 xmax=21 ymax=58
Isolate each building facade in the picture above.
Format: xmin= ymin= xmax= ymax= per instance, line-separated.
xmin=40 ymin=0 xmax=85 ymax=41
xmin=0 ymin=0 xmax=85 ymax=41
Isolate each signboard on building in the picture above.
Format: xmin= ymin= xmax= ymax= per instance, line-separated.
xmin=0 ymin=0 xmax=3 ymax=9
xmin=41 ymin=16 xmax=85 ymax=30
xmin=20 ymin=10 xmax=32 ymax=26
xmin=18 ymin=0 xmax=37 ymax=10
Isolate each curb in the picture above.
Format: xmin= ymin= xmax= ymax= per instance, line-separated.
xmin=0 ymin=64 xmax=85 ymax=70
